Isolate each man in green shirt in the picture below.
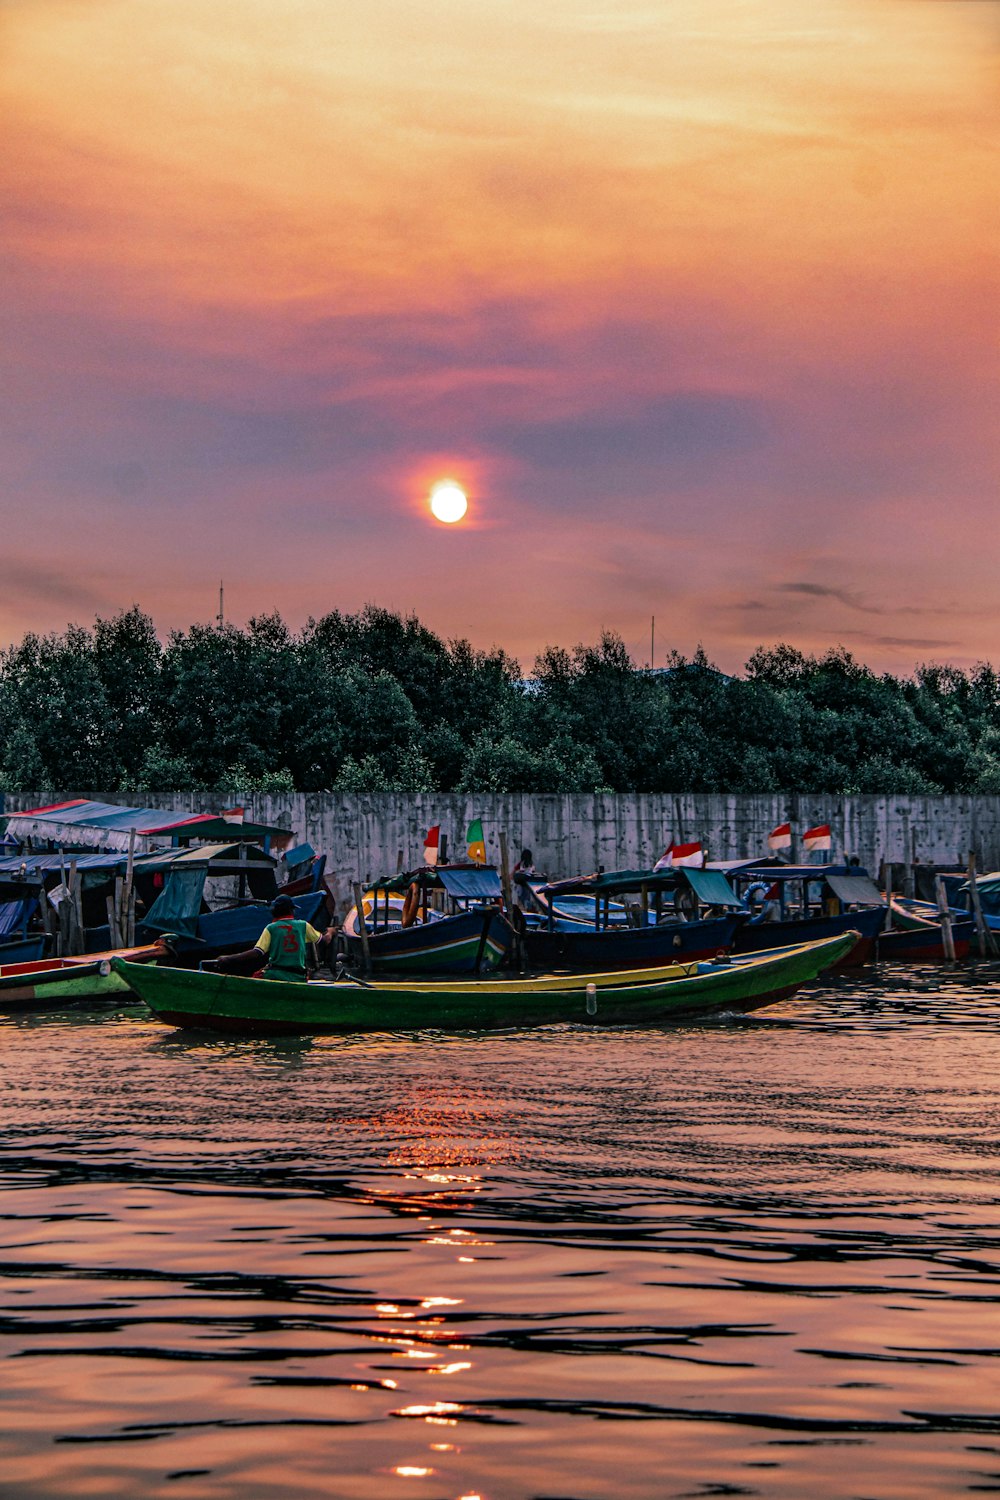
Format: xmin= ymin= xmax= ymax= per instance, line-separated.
xmin=254 ymin=895 xmax=330 ymax=981
xmin=202 ymin=895 xmax=335 ymax=981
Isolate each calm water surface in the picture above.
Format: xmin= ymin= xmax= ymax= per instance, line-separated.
xmin=3 ymin=964 xmax=1000 ymax=1499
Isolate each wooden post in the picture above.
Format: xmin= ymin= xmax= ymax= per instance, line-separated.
xmin=352 ymin=881 xmax=372 ymax=975
xmin=122 ymin=829 xmax=136 ymax=943
xmin=66 ymin=859 xmax=83 ymax=955
xmin=499 ymin=831 xmax=523 ymax=970
xmin=107 ymin=890 xmax=123 ymax=948
xmin=935 ymin=875 xmax=956 ymax=963
xmin=38 ymin=885 xmax=54 ymax=952
xmin=967 ymin=850 xmax=997 ymax=958
xmin=56 ymin=848 xmax=68 ymax=957
xmin=882 ymin=867 xmax=893 ymax=933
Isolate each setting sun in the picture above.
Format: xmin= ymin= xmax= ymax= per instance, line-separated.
xmin=429 ymin=482 xmax=468 ymax=525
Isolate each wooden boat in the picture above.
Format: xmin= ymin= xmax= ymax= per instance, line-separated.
xmin=725 ymin=864 xmax=886 ymax=967
xmin=110 ymin=930 xmax=859 ymax=1037
xmin=876 ymin=898 xmax=975 ymax=961
xmin=0 ymin=934 xmax=46 ymax=964
xmin=521 ymin=866 xmax=747 ymax=971
xmin=0 ymin=939 xmax=170 ymax=1013
xmin=343 ymin=865 xmax=516 ymax=974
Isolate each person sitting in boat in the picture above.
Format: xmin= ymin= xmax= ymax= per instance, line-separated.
xmin=253 ymin=895 xmax=331 ymax=982
xmin=202 ymin=897 xmax=334 ymax=981
xmin=512 ymin=849 xmax=541 ymax=906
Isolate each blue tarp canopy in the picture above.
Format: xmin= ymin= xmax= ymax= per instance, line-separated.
xmin=438 ymin=867 xmax=502 ymax=900
xmin=371 ymin=864 xmax=501 ymax=897
xmin=0 ymin=852 xmax=125 ymax=876
xmin=0 ymin=897 xmax=37 ymax=936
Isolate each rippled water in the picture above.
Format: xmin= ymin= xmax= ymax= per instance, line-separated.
xmin=3 ymin=964 xmax=1000 ymax=1499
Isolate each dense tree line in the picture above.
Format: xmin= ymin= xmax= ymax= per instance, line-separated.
xmin=1 ymin=605 xmax=999 ymax=795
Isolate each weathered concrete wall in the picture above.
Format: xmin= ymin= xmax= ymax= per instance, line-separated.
xmin=5 ymin=791 xmax=1000 ymax=909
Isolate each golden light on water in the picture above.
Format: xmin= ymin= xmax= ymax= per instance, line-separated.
xmin=429 ymin=482 xmax=468 ymax=524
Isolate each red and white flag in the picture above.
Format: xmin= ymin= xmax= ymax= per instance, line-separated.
xmin=654 ymin=840 xmax=704 ymax=869
xmin=423 ymin=825 xmax=440 ymax=866
xmin=767 ymin=822 xmax=792 ymax=851
xmin=222 ymin=806 xmax=245 ymax=824
xmin=803 ymin=823 xmax=831 ymax=852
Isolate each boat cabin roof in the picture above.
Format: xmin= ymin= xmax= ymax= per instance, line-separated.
xmin=540 ymin=866 xmax=743 ymax=907
xmin=370 ymin=864 xmax=503 ymax=900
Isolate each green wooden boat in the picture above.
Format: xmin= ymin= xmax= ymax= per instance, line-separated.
xmin=0 ymin=939 xmax=170 ymax=1014
xmin=111 ymin=930 xmax=858 ymax=1036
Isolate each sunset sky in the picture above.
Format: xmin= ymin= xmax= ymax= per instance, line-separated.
xmin=2 ymin=0 xmax=997 ymax=674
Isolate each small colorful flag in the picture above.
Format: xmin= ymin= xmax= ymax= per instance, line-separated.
xmin=768 ymin=822 xmax=792 ymax=851
xmin=423 ymin=825 xmax=440 ymax=866
xmin=803 ymin=823 xmax=832 ymax=852
xmin=222 ymin=806 xmax=245 ymax=824
xmin=654 ymin=840 xmax=704 ymax=869
xmin=466 ymin=818 xmax=487 ymax=865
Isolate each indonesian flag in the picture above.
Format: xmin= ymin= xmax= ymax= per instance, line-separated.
xmin=222 ymin=806 xmax=245 ymax=824
xmin=768 ymin=822 xmax=792 ymax=851
xmin=466 ymin=818 xmax=487 ymax=865
xmin=654 ymin=840 xmax=704 ymax=869
xmin=803 ymin=823 xmax=832 ymax=852
xmin=423 ymin=825 xmax=441 ymax=866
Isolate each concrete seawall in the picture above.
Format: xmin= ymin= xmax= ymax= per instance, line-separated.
xmin=5 ymin=791 xmax=1000 ymax=909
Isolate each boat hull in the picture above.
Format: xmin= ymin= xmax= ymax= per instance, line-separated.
xmin=733 ymin=907 xmax=881 ymax=967
xmin=0 ymin=941 xmax=167 ymax=1012
xmin=112 ymin=931 xmax=857 ymax=1037
xmin=877 ymin=916 xmax=975 ymax=962
xmin=344 ymin=907 xmax=516 ymax=974
xmin=522 ymin=915 xmax=742 ymax=972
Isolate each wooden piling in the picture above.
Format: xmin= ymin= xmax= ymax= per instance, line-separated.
xmin=352 ymin=881 xmax=372 ymax=975
xmin=966 ymin=850 xmax=997 ymax=958
xmin=935 ymin=875 xmax=956 ymax=963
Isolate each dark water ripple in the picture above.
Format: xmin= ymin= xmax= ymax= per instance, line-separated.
xmin=3 ymin=962 xmax=1000 ymax=1497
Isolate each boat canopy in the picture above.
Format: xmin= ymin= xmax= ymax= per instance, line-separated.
xmin=824 ymin=874 xmax=885 ymax=907
xmin=680 ymin=868 xmax=745 ymax=909
xmin=132 ymin=841 xmax=277 ymax=874
xmin=143 ymin=868 xmax=207 ymax=939
xmin=540 ymin=867 xmax=672 ymax=897
xmin=0 ymin=897 xmax=37 ymax=937
xmin=539 ymin=866 xmax=740 ymax=904
xmin=728 ymin=863 xmax=856 ymax=883
xmin=437 ymin=867 xmax=502 ymax=900
xmin=138 ymin=813 xmax=292 ymax=845
xmin=369 ymin=864 xmax=502 ymax=899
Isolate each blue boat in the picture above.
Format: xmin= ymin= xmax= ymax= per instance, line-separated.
xmin=722 ymin=863 xmax=885 ymax=966
xmin=343 ymin=865 xmax=516 ymax=974
xmin=522 ymin=866 xmax=747 ymax=971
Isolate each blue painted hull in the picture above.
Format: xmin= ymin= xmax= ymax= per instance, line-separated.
xmin=734 ymin=907 xmax=882 ymax=966
xmin=523 ymin=915 xmax=742 ymax=972
xmin=0 ymin=934 xmax=46 ymax=964
xmin=345 ymin=907 xmax=516 ymax=974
